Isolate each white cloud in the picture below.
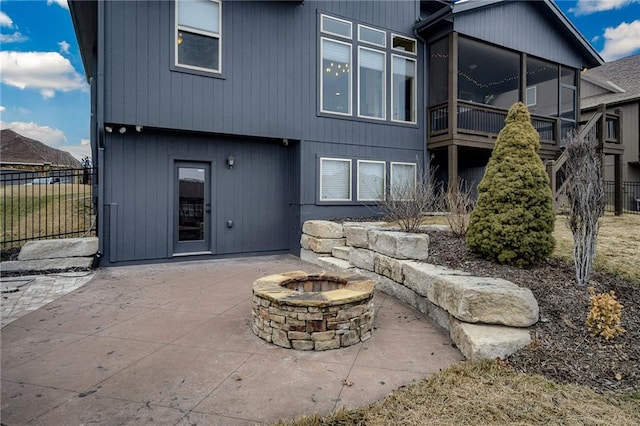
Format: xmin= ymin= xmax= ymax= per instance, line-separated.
xmin=599 ymin=20 xmax=640 ymax=61
xmin=61 ymin=142 xmax=91 ymax=160
xmin=571 ymin=0 xmax=639 ymax=15
xmin=80 ymin=138 xmax=90 ymax=146
xmin=0 ymin=11 xmax=13 ymax=27
xmin=46 ymin=0 xmax=69 ymax=10
xmin=58 ymin=40 xmax=70 ymax=54
xmin=0 ymin=31 xmax=28 ymax=43
xmin=0 ymin=120 xmax=67 ymax=146
xmin=0 ymin=105 xmax=5 ymax=112
xmin=591 ymin=35 xmax=600 ymax=42
xmin=0 ymin=51 xmax=88 ymax=98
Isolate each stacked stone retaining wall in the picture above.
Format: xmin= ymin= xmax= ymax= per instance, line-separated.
xmin=299 ymin=220 xmax=538 ymax=361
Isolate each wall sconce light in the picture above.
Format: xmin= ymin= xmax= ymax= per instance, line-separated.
xmin=105 ymin=125 xmax=113 ymax=133
xmin=227 ymin=155 xmax=235 ymax=169
xmin=119 ymin=127 xmax=127 ymax=134
xmin=135 ymin=125 xmax=143 ymax=132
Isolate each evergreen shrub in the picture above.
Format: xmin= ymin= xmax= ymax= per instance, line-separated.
xmin=466 ymin=102 xmax=555 ymax=267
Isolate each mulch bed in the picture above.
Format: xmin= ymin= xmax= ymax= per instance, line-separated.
xmin=425 ymin=230 xmax=640 ymax=394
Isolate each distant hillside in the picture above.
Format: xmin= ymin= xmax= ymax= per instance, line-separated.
xmin=0 ymin=129 xmax=81 ymax=168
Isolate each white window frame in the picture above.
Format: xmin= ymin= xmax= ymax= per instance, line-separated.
xmin=320 ymin=14 xmax=352 ymax=40
xmin=357 ymin=46 xmax=386 ymax=121
xmin=319 ymin=157 xmax=352 ymax=202
xmin=175 ymin=0 xmax=222 ymax=74
xmin=526 ymin=86 xmax=537 ymax=107
xmin=320 ymin=37 xmax=353 ymax=116
xmin=358 ymin=24 xmax=386 ymax=48
xmin=357 ymin=160 xmax=386 ymax=201
xmin=390 ymin=162 xmax=417 ymax=201
xmin=391 ymin=33 xmax=417 ymax=55
xmin=391 ymin=54 xmax=417 ymax=124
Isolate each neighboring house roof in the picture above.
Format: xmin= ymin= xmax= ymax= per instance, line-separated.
xmin=581 ymin=54 xmax=640 ymax=109
xmin=0 ymin=129 xmax=81 ymax=168
xmin=415 ymin=0 xmax=604 ymax=67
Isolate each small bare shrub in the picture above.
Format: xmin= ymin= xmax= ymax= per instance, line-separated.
xmin=586 ymin=287 xmax=625 ymax=340
xmin=441 ymin=180 xmax=476 ymax=238
xmin=377 ymin=167 xmax=440 ymax=233
xmin=563 ymin=130 xmax=605 ymax=286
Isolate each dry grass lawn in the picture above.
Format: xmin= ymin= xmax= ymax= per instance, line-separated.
xmin=275 ymin=361 xmax=640 ymax=426
xmin=0 ymin=183 xmax=94 ymax=246
xmin=553 ymin=213 xmax=640 ymax=285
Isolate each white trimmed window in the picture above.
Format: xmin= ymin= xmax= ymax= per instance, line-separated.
xmin=321 ymin=38 xmax=352 ymax=115
xmin=321 ymin=14 xmax=352 ymax=39
xmin=392 ymin=55 xmax=417 ymax=123
xmin=320 ymin=158 xmax=352 ymax=201
xmin=357 ymin=160 xmax=385 ymax=201
xmin=176 ymin=0 xmax=221 ymax=73
xmin=390 ymin=162 xmax=417 ymax=200
xmin=358 ymin=24 xmax=386 ymax=47
xmin=391 ymin=34 xmax=416 ymax=54
xmin=358 ymin=47 xmax=386 ymax=120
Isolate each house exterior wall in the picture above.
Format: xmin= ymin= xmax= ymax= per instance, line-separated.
xmin=96 ymin=0 xmax=424 ymax=262
xmin=453 ymin=1 xmax=588 ymax=68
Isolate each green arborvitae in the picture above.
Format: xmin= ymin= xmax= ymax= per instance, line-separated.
xmin=466 ymin=102 xmax=555 ymax=267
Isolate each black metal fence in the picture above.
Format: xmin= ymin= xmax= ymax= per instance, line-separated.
xmin=1 ymin=168 xmax=95 ymax=249
xmin=604 ymin=181 xmax=640 ymax=215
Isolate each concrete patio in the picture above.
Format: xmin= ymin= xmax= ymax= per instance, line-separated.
xmin=1 ymin=255 xmax=463 ymax=425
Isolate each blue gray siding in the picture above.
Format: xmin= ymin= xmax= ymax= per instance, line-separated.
xmin=102 ymin=130 xmax=292 ymax=262
xmin=454 ymin=1 xmax=588 ymax=68
xmin=103 ymin=0 xmax=422 ymax=146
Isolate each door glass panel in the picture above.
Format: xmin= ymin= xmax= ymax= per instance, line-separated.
xmin=178 ymin=167 xmax=205 ymax=241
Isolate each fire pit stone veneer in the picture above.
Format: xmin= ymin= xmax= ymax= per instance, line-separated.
xmin=251 ymin=271 xmax=375 ymax=350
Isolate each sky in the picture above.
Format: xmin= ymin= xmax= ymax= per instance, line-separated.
xmin=1 ymin=0 xmax=639 ymax=161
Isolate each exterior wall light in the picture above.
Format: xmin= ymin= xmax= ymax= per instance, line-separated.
xmin=105 ymin=126 xmax=113 ymax=133
xmin=227 ymin=155 xmax=235 ymax=169
xmin=136 ymin=125 xmax=143 ymax=132
xmin=119 ymin=127 xmax=127 ymax=134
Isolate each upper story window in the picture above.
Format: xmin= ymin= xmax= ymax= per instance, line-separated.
xmin=319 ymin=14 xmax=416 ymax=124
xmin=176 ymin=0 xmax=221 ymax=74
xmin=392 ymin=34 xmax=416 ymax=55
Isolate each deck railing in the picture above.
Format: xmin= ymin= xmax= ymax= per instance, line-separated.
xmin=428 ymin=101 xmax=559 ymax=145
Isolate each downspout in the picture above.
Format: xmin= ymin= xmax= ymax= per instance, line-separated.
xmin=97 ymin=0 xmax=106 ymax=259
xmin=413 ymin=27 xmax=429 ymax=178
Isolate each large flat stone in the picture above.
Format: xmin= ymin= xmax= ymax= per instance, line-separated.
xmin=428 ymin=274 xmax=539 ymax=327
xmin=354 ymin=268 xmax=449 ymax=331
xmin=300 ymin=234 xmax=345 ymax=254
xmin=316 ymin=257 xmax=353 ymax=273
xmin=302 ymin=221 xmax=344 ymax=239
xmin=299 ymin=248 xmax=323 ymax=265
xmin=344 ymin=225 xmax=370 ymax=248
xmin=373 ymin=253 xmax=406 ymax=283
xmin=367 ymin=230 xmax=429 ymax=260
xmin=18 ymin=237 xmax=98 ymax=261
xmin=349 ymin=248 xmax=375 ymax=271
xmin=449 ymin=319 xmax=532 ymax=360
xmin=2 ymin=257 xmax=93 ymax=273
xmin=402 ymin=262 xmax=471 ymax=298
xmin=331 ymin=246 xmax=350 ymax=261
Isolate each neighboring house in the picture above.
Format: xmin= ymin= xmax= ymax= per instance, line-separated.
xmin=69 ymin=0 xmax=607 ymax=265
xmin=0 ymin=129 xmax=81 ymax=172
xmin=581 ymin=54 xmax=640 ymax=189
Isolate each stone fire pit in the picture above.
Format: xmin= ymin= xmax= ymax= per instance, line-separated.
xmin=251 ymin=271 xmax=375 ymax=350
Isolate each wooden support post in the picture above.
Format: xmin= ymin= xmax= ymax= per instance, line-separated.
xmin=614 ymin=154 xmax=623 ymax=216
xmin=448 ymin=144 xmax=458 ymax=191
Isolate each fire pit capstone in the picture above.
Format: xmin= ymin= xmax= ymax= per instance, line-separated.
xmin=251 ymin=271 xmax=375 ymax=350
